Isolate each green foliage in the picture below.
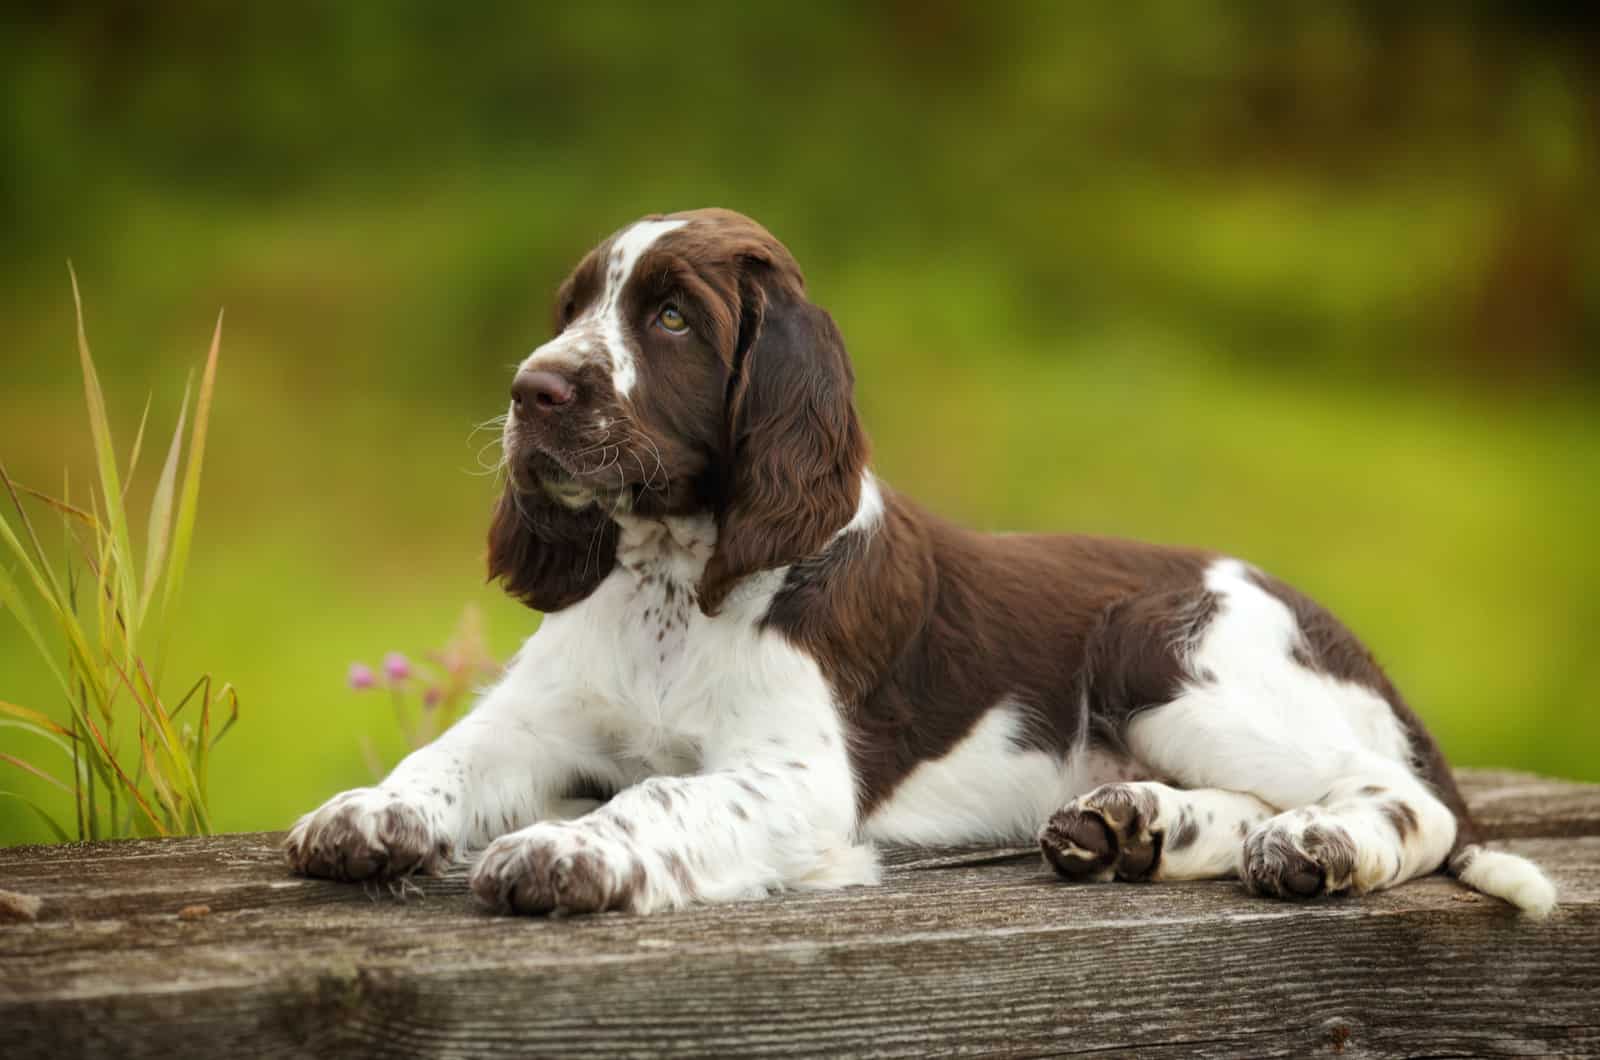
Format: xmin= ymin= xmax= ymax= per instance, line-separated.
xmin=0 ymin=276 xmax=236 ymax=840
xmin=4 ymin=5 xmax=1596 ymax=381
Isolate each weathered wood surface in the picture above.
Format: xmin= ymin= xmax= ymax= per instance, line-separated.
xmin=1 ymin=769 xmax=1596 ymax=1059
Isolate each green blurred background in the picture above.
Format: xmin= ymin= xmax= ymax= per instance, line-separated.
xmin=3 ymin=3 xmax=1597 ymax=845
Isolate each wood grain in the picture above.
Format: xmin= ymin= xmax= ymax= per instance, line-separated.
xmin=1 ymin=769 xmax=1596 ymax=1058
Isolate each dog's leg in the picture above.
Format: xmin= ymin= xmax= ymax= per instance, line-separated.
xmin=1040 ymin=782 xmax=1275 ymax=882
xmin=1111 ymin=561 xmax=1463 ymax=899
xmin=285 ymin=639 xmax=620 ymax=882
xmin=1238 ymin=775 xmax=1460 ymax=899
xmin=1127 ymin=696 xmax=1464 ymax=899
xmin=1038 ymin=769 xmax=1458 ymax=898
xmin=470 ymin=728 xmax=872 ymax=916
xmin=1047 ymin=558 xmax=1482 ymax=901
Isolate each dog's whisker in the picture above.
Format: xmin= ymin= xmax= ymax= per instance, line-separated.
xmin=466 ymin=437 xmax=509 ymax=477
xmin=626 ymin=427 xmax=669 ymax=494
xmin=468 ymin=414 xmax=510 ymax=443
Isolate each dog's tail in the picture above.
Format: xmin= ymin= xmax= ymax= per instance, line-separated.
xmin=1446 ymin=844 xmax=1556 ymax=918
xmin=1401 ymin=708 xmax=1557 ymax=919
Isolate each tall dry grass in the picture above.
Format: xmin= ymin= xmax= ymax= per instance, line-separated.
xmin=0 ymin=270 xmax=237 ymax=840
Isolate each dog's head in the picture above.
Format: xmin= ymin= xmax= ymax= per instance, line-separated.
xmin=490 ymin=208 xmax=868 ymax=614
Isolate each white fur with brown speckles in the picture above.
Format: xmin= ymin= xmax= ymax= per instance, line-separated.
xmin=293 ymin=485 xmax=881 ymax=913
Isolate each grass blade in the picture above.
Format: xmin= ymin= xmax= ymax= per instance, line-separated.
xmin=123 ymin=394 xmax=152 ymax=503
xmin=195 ymin=680 xmax=237 ymax=804
xmin=6 ymin=481 xmax=95 ymax=527
xmin=0 ymin=698 xmax=76 ymax=739
xmin=108 ymin=656 xmax=209 ymax=833
xmin=193 ymin=676 xmax=211 ymax=788
xmin=0 ymin=504 xmax=99 ymax=702
xmin=154 ymin=310 xmax=222 ymax=692
xmin=70 ymin=713 xmax=85 ymax=840
xmin=0 ymin=752 xmax=72 ymax=793
xmin=68 ymin=263 xmax=141 ymax=658
xmin=210 ymin=686 xmax=239 ymax=747
xmin=0 ymin=461 xmax=69 ymax=604
xmin=0 ymin=720 xmax=77 ymax=762
xmin=81 ymin=716 xmax=167 ymax=835
xmin=138 ymin=731 xmax=182 ymax=829
xmin=169 ymin=673 xmax=205 ymax=721
xmin=139 ymin=380 xmax=190 ymax=624
xmin=0 ymin=548 xmax=72 ymax=699
xmin=0 ymin=791 xmax=71 ymax=843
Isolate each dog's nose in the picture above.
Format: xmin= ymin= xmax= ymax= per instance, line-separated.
xmin=511 ymin=370 xmax=576 ymax=413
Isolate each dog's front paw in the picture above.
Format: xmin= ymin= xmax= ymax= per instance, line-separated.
xmin=1241 ymin=808 xmax=1357 ymax=899
xmin=285 ymin=788 xmax=454 ymax=882
xmin=470 ymin=824 xmax=645 ymax=916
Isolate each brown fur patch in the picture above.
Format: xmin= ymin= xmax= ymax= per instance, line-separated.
xmin=765 ymin=489 xmax=1218 ymax=814
xmin=662 ymin=850 xmax=695 ymax=894
xmin=1167 ymin=809 xmax=1201 ymax=852
xmin=1380 ymin=799 xmax=1421 ymax=841
xmin=486 ymin=469 xmax=620 ymax=613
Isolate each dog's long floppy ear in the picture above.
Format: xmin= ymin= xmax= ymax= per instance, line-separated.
xmin=698 ymin=262 xmax=868 ymax=615
xmin=487 ymin=484 xmax=618 ymax=613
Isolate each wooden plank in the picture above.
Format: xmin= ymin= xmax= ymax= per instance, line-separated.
xmin=2 ymin=768 xmax=1589 ymax=923
xmin=1 ymin=769 xmax=1596 ymax=1058
xmin=1455 ymin=769 xmax=1600 ymax=839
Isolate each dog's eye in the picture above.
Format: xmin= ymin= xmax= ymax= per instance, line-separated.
xmin=657 ymin=305 xmax=689 ymax=334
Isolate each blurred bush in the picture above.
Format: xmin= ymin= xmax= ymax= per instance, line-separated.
xmin=2 ymin=2 xmax=1596 ymax=844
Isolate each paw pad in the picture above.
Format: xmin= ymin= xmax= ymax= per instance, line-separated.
xmin=470 ymin=829 xmax=637 ymax=917
xmin=284 ymin=792 xmax=446 ymax=883
xmin=1040 ymin=785 xmax=1161 ymax=883
xmin=1242 ymin=817 xmax=1356 ymax=900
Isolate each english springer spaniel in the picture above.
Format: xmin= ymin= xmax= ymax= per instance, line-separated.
xmin=287 ymin=208 xmax=1555 ymax=918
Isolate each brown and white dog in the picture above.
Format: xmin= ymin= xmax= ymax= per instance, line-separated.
xmin=287 ymin=208 xmax=1554 ymax=917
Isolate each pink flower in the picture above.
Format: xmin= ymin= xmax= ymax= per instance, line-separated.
xmin=382 ymin=652 xmax=412 ymax=682
xmin=422 ymin=686 xmax=442 ymax=709
xmin=347 ymin=662 xmax=377 ymax=691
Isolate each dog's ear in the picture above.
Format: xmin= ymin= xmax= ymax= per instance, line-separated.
xmin=487 ymin=482 xmax=618 ymax=612
xmin=697 ymin=263 xmax=868 ymax=615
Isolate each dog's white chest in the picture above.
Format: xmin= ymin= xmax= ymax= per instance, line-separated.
xmin=568 ymin=511 xmax=820 ymax=768
xmin=617 ymin=569 xmax=696 ymax=693
xmin=603 ymin=514 xmax=721 ymax=723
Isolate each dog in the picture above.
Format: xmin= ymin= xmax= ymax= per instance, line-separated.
xmin=286 ymin=208 xmax=1555 ymax=918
